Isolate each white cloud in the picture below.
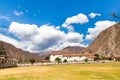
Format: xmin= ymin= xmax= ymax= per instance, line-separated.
xmin=62 ymin=13 xmax=89 ymax=31
xmin=89 ymin=13 xmax=101 ymax=18
xmin=8 ymin=22 xmax=85 ymax=53
xmin=46 ymin=32 xmax=86 ymax=51
xmin=0 ymin=15 xmax=10 ymax=21
xmin=67 ymin=32 xmax=83 ymax=43
xmin=86 ymin=20 xmax=116 ymax=40
xmin=13 ymin=10 xmax=23 ymax=16
xmin=9 ymin=22 xmax=38 ymax=40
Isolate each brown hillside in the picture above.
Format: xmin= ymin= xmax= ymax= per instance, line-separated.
xmin=2 ymin=41 xmax=44 ymax=62
xmin=83 ymin=22 xmax=120 ymax=57
xmin=52 ymin=46 xmax=84 ymax=54
xmin=63 ymin=46 xmax=84 ymax=53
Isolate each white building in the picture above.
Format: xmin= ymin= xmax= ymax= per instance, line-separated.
xmin=50 ymin=51 xmax=95 ymax=62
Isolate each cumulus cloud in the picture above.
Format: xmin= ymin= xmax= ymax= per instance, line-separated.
xmin=13 ymin=10 xmax=23 ymax=16
xmin=0 ymin=15 xmax=11 ymax=21
xmin=46 ymin=32 xmax=85 ymax=51
xmin=86 ymin=20 xmax=116 ymax=40
xmin=9 ymin=22 xmax=38 ymax=40
xmin=7 ymin=22 xmax=85 ymax=53
xmin=89 ymin=13 xmax=101 ymax=18
xmin=62 ymin=13 xmax=89 ymax=31
xmin=27 ymin=25 xmax=66 ymax=52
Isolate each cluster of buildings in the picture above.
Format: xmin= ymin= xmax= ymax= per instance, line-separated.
xmin=50 ymin=50 xmax=95 ymax=62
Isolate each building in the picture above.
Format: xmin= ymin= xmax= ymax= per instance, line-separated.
xmin=50 ymin=50 xmax=95 ymax=62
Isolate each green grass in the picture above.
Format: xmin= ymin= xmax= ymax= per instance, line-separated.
xmin=0 ymin=62 xmax=120 ymax=80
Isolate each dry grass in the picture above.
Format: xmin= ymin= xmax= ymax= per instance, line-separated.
xmin=0 ymin=62 xmax=120 ymax=80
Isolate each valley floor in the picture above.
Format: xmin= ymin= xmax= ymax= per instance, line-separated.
xmin=0 ymin=62 xmax=120 ymax=80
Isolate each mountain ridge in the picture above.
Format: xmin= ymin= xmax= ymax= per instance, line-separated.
xmin=82 ymin=22 xmax=120 ymax=57
xmin=1 ymin=41 xmax=44 ymax=62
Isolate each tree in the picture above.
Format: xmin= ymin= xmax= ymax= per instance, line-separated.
xmin=84 ymin=58 xmax=88 ymax=63
xmin=63 ymin=59 xmax=68 ymax=63
xmin=45 ymin=56 xmax=50 ymax=60
xmin=55 ymin=57 xmax=61 ymax=64
xmin=108 ymin=57 xmax=113 ymax=61
xmin=29 ymin=58 xmax=35 ymax=65
xmin=44 ymin=56 xmax=50 ymax=63
xmin=94 ymin=54 xmax=100 ymax=61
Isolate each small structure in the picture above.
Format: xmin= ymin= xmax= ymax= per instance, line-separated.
xmin=50 ymin=51 xmax=95 ymax=62
xmin=0 ymin=41 xmax=17 ymax=68
xmin=0 ymin=55 xmax=17 ymax=68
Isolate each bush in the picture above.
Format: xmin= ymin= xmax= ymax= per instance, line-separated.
xmin=84 ymin=58 xmax=88 ymax=63
xmin=29 ymin=58 xmax=35 ymax=65
xmin=55 ymin=57 xmax=61 ymax=64
xmin=94 ymin=54 xmax=100 ymax=61
xmin=63 ymin=59 xmax=68 ymax=63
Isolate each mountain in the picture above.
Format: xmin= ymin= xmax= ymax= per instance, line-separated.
xmin=63 ymin=46 xmax=85 ymax=53
xmin=1 ymin=41 xmax=44 ymax=62
xmin=52 ymin=46 xmax=85 ymax=54
xmin=82 ymin=22 xmax=120 ymax=57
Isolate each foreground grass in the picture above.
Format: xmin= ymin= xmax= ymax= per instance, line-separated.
xmin=0 ymin=62 xmax=120 ymax=80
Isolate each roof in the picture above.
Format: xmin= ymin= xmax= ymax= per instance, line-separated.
xmin=63 ymin=54 xmax=95 ymax=58
xmin=50 ymin=50 xmax=63 ymax=55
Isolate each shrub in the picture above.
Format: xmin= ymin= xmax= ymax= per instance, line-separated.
xmin=29 ymin=58 xmax=35 ymax=65
xmin=84 ymin=58 xmax=88 ymax=63
xmin=55 ymin=57 xmax=61 ymax=64
xmin=63 ymin=59 xmax=68 ymax=63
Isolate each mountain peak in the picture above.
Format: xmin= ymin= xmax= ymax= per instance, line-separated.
xmin=83 ymin=22 xmax=120 ymax=57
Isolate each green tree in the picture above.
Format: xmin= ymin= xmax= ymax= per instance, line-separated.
xmin=63 ymin=59 xmax=68 ymax=63
xmin=84 ymin=58 xmax=88 ymax=63
xmin=29 ymin=58 xmax=35 ymax=65
xmin=55 ymin=57 xmax=61 ymax=64
xmin=94 ymin=54 xmax=100 ymax=61
xmin=45 ymin=56 xmax=50 ymax=60
xmin=44 ymin=56 xmax=50 ymax=63
xmin=108 ymin=57 xmax=113 ymax=61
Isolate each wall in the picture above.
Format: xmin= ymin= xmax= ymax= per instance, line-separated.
xmin=50 ymin=54 xmax=94 ymax=62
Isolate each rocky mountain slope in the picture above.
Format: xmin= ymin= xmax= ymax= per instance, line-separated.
xmin=63 ymin=46 xmax=84 ymax=53
xmin=1 ymin=41 xmax=44 ymax=62
xmin=82 ymin=22 xmax=120 ymax=57
xmin=52 ymin=46 xmax=85 ymax=54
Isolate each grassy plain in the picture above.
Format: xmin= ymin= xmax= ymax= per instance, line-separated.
xmin=0 ymin=62 xmax=120 ymax=80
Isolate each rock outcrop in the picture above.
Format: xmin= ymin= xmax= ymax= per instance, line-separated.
xmin=82 ymin=22 xmax=120 ymax=57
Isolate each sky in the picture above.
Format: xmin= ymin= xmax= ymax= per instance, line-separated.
xmin=0 ymin=0 xmax=120 ymax=53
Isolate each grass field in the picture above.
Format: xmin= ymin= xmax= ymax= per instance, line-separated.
xmin=0 ymin=62 xmax=120 ymax=80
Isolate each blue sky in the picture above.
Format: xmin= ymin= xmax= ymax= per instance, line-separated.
xmin=0 ymin=0 xmax=120 ymax=53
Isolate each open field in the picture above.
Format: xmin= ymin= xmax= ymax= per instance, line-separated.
xmin=0 ymin=62 xmax=120 ymax=80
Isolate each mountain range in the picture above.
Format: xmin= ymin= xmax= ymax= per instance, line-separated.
xmin=0 ymin=22 xmax=120 ymax=61
xmin=2 ymin=41 xmax=44 ymax=62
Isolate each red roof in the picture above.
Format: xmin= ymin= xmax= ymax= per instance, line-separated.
xmin=63 ymin=54 xmax=95 ymax=58
xmin=51 ymin=51 xmax=95 ymax=58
